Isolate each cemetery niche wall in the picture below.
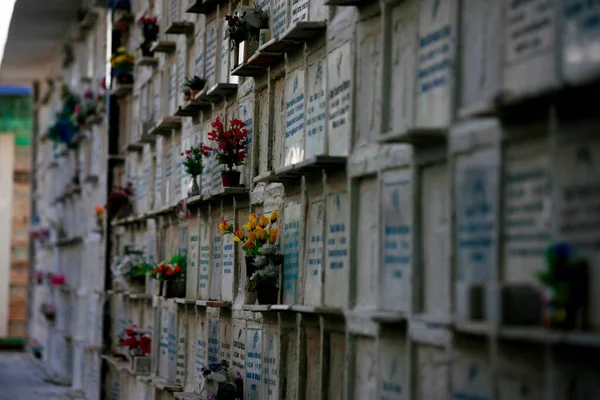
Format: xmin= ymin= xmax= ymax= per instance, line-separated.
xmin=27 ymin=0 xmax=600 ymax=399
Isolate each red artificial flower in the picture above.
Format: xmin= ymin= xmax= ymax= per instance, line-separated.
xmin=174 ymin=265 xmax=181 ymax=273
xmin=237 ymin=151 xmax=245 ymax=161
xmin=230 ymin=118 xmax=244 ymax=128
xmin=159 ymin=264 xmax=165 ymax=272
xmin=140 ymin=336 xmax=151 ymax=355
xmin=120 ymin=337 xmax=137 ymax=347
xmin=165 ymin=267 xmax=173 ymax=276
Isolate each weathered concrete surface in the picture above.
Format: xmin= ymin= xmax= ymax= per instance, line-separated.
xmin=0 ymin=351 xmax=75 ymax=400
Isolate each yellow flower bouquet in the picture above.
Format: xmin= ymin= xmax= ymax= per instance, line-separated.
xmin=219 ymin=210 xmax=278 ymax=256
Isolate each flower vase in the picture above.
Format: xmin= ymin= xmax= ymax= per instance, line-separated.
xmin=256 ymin=280 xmax=278 ymax=305
xmin=245 ymin=255 xmax=256 ymax=277
xmin=187 ymin=175 xmax=200 ymax=197
xmin=221 ymin=170 xmax=241 ymax=187
xmin=165 ymin=280 xmax=186 ymax=298
xmin=238 ymin=40 xmax=259 ymax=65
xmin=246 ymin=291 xmax=257 ymax=305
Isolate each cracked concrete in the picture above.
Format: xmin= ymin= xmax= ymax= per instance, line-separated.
xmin=0 ymin=351 xmax=76 ymax=400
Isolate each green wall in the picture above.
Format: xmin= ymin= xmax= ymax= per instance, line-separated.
xmin=0 ymin=94 xmax=32 ymax=147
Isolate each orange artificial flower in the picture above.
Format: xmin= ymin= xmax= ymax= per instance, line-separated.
xmin=248 ymin=213 xmax=257 ymax=229
xmin=259 ymin=215 xmax=270 ymax=227
xmin=244 ymin=240 xmax=255 ymax=249
xmin=255 ymin=226 xmax=266 ymax=240
xmin=233 ymin=229 xmax=245 ymax=242
xmin=268 ymin=228 xmax=278 ymax=244
xmin=94 ymin=205 xmax=105 ymax=216
xmin=269 ymin=210 xmax=277 ymax=223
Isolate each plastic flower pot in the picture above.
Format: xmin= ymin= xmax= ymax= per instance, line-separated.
xmin=244 ymin=255 xmax=256 ymax=277
xmin=165 ymin=280 xmax=186 ymax=298
xmin=221 ymin=170 xmax=241 ymax=187
xmin=256 ymin=280 xmax=278 ymax=305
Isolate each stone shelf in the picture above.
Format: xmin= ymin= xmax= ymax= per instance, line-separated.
xmin=148 ymin=116 xmax=182 ymax=136
xmin=283 ymin=21 xmax=327 ymax=41
xmin=112 ymin=213 xmax=150 ymax=226
xmin=254 ymin=155 xmax=346 ymax=184
xmin=108 ymin=154 xmax=126 ymax=164
xmin=175 ymin=393 xmax=203 ymax=400
xmin=84 ymin=174 xmax=99 ymax=184
xmin=206 ymin=187 xmax=250 ymax=202
xmin=186 ymin=0 xmax=226 ymax=14
xmin=196 ymin=300 xmax=232 ymax=308
xmin=147 ymin=376 xmax=184 ymax=392
xmin=242 ymin=305 xmax=273 ymax=312
xmin=126 ymin=292 xmax=152 ymax=300
xmin=324 ymin=0 xmax=367 ymax=5
xmin=139 ymin=132 xmax=157 ymax=143
xmin=124 ymin=142 xmax=144 ymax=152
xmin=56 ymin=236 xmax=83 ymax=247
xmin=165 ymin=21 xmax=194 ymax=35
xmin=231 ymin=62 xmax=267 ymax=77
xmin=86 ymin=114 xmax=104 ymax=125
xmin=114 ymin=12 xmax=135 ymax=27
xmin=102 ymin=355 xmax=130 ymax=371
xmin=150 ymin=40 xmax=176 ymax=54
xmin=194 ymin=86 xmax=223 ymax=103
xmin=174 ymin=298 xmax=197 ymax=305
xmin=206 ymin=83 xmax=238 ymax=99
xmin=378 ymin=127 xmax=446 ymax=145
xmin=111 ymin=83 xmax=133 ymax=98
xmin=136 ymin=57 xmax=159 ymax=67
xmin=174 ymin=99 xmax=211 ymax=117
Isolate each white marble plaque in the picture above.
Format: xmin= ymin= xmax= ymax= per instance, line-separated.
xmin=237 ymin=97 xmax=254 ymax=185
xmin=271 ymin=0 xmax=288 ymax=38
xmin=284 ymin=68 xmax=305 ymax=166
xmin=196 ymin=320 xmax=207 ymax=382
xmin=201 ymin=121 xmax=213 ymax=196
xmin=232 ymin=320 xmax=246 ymax=376
xmin=292 ymin=0 xmax=308 ymax=23
xmin=421 ymin=164 xmax=450 ymax=317
xmin=210 ymin=222 xmax=222 ymax=300
xmin=324 ymin=190 xmax=349 ymax=308
xmin=353 ymin=337 xmax=377 ymax=398
xmin=327 ymin=43 xmax=352 ymax=156
xmin=455 ymin=148 xmax=499 ymax=283
xmin=304 ymin=199 xmax=324 ymax=305
xmin=169 ymin=0 xmax=178 ymax=23
xmin=199 ymin=218 xmax=211 ymax=299
xmin=415 ymin=345 xmax=450 ymax=400
xmin=195 ymin=31 xmax=205 ymax=77
xmin=176 ymin=312 xmax=187 ymax=385
xmin=305 ymin=58 xmax=326 ymax=158
xmin=205 ymin=21 xmax=218 ymax=87
xmin=503 ymin=140 xmax=551 ymax=284
xmin=416 ymin=0 xmax=455 ymax=128
xmin=309 ymin=0 xmax=327 ymax=22
xmin=381 ymin=168 xmax=412 ymax=312
xmin=174 ymin=136 xmax=183 ymax=201
xmin=153 ymin=73 xmax=161 ymax=122
xmin=562 ymin=1 xmax=600 ymax=83
xmin=168 ymin=302 xmax=178 ymax=381
xmin=155 ymin=136 xmax=163 ymax=209
xmin=159 ymin=306 xmax=170 ymax=378
xmin=169 ymin=63 xmax=177 ymax=115
xmin=452 ymin=353 xmax=491 ymax=400
xmin=181 ymin=135 xmax=192 ymax=200
xmin=245 ymin=326 xmax=262 ymax=400
xmin=164 ymin=141 xmax=174 ymax=206
xmin=283 ymin=199 xmax=302 ymax=304
xmin=142 ymin=146 xmax=153 ymax=213
xmin=187 ymin=219 xmax=200 ymax=298
xmin=357 ymin=17 xmax=382 ymax=144
xmin=177 ymin=51 xmax=186 ymax=107
xmin=263 ymin=327 xmax=279 ymax=400
xmin=379 ymin=337 xmax=407 ymax=400
xmin=208 ymin=318 xmax=219 ymax=364
xmin=555 ymin=138 xmax=600 ymax=328
xmin=390 ymin=0 xmax=418 ymax=132
xmin=504 ymin=0 xmax=557 ymax=98
xmin=221 ymin=216 xmax=235 ymax=301
xmin=356 ymin=178 xmax=378 ymax=308
xmin=219 ymin=21 xmax=230 ymax=84
xmin=304 ymin=327 xmax=320 ymax=399
xmin=219 ymin=321 xmax=232 ymax=363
